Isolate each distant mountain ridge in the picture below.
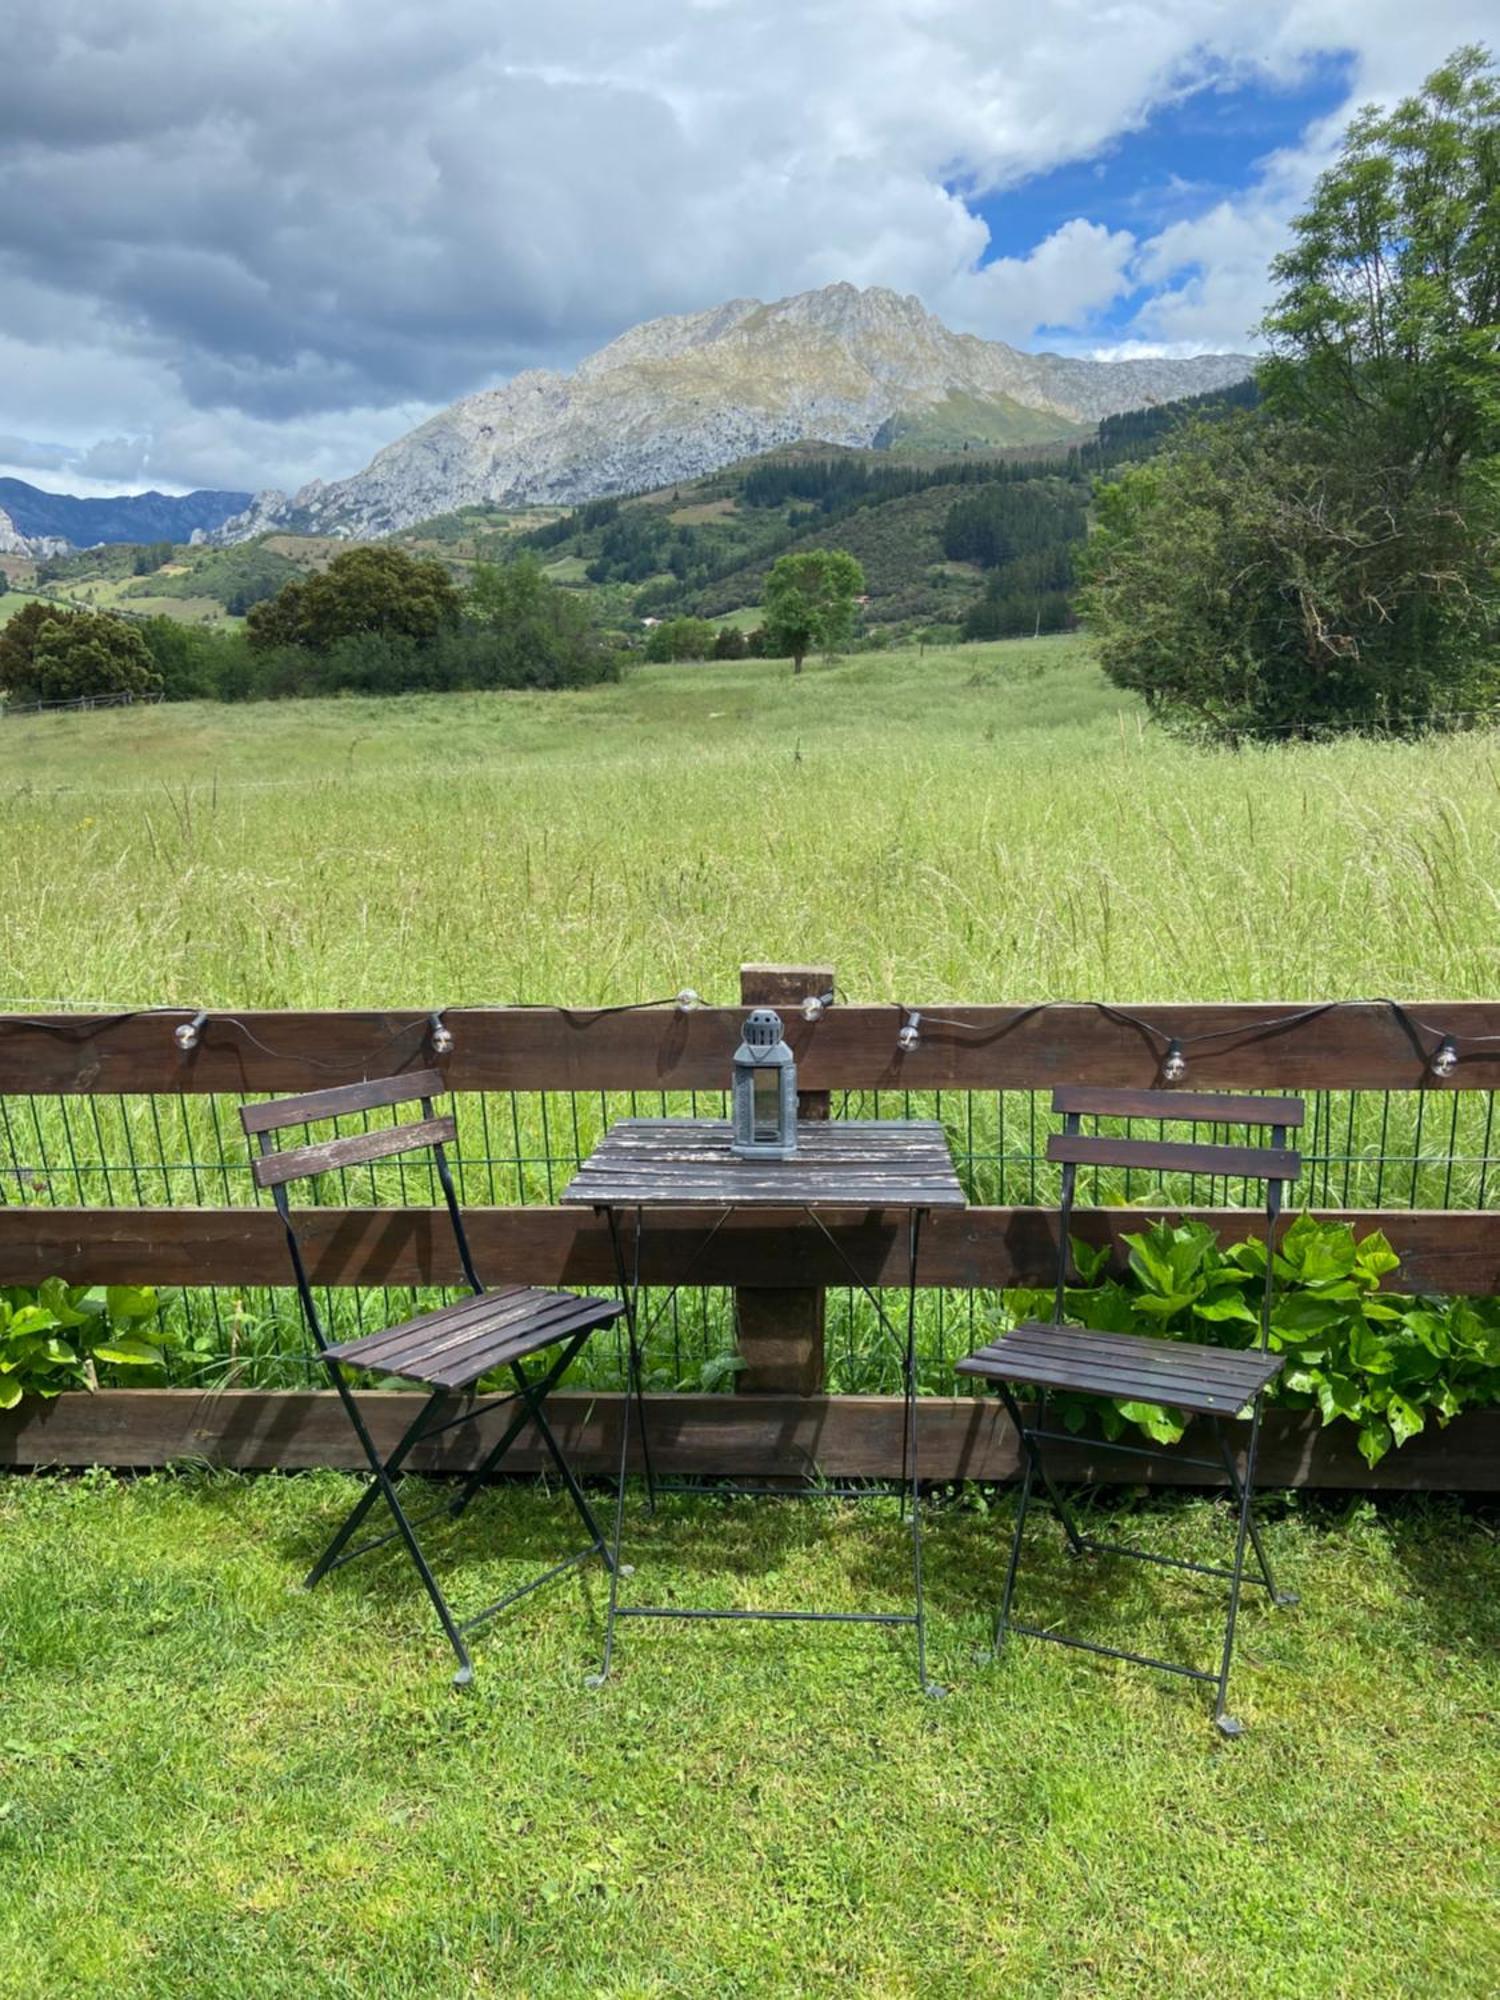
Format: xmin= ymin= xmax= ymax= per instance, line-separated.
xmin=221 ymin=284 xmax=1253 ymax=541
xmin=0 ymin=479 xmax=251 ymax=557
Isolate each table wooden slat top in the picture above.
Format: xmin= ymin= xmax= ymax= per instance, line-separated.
xmin=560 ymin=1118 xmax=966 ymax=1210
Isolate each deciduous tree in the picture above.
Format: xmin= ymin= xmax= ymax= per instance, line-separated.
xmin=1082 ymin=47 xmax=1500 ymax=738
xmin=762 ymin=548 xmax=864 ymax=673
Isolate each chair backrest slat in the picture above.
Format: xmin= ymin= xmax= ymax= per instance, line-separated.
xmin=240 ymin=1068 xmax=446 ymax=1137
xmin=1051 ymin=1086 xmax=1304 ymax=1129
xmin=252 ymin=1114 xmax=458 ymax=1189
xmin=1047 ymin=1132 xmax=1301 ymax=1183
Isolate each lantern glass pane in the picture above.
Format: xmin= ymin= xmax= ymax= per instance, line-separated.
xmin=752 ymin=1067 xmax=780 ymax=1144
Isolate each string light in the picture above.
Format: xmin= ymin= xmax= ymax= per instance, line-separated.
xmin=173 ymin=1010 xmax=208 ymax=1052
xmin=0 ymin=993 xmax=1491 ymax=1084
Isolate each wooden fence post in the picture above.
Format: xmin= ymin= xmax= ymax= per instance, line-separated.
xmin=734 ymin=962 xmax=834 ymax=1396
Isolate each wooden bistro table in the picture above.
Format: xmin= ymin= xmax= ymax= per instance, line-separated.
xmin=560 ymin=1118 xmax=966 ymax=1694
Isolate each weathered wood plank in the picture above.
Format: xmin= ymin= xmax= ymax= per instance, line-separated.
xmin=1051 ymin=1087 xmax=1306 ymax=1127
xmin=251 ymin=1115 xmax=457 ymax=1188
xmin=239 ymin=1068 xmax=446 ymax=1134
xmin=3 ymin=1389 xmax=1495 ymax=1489
xmin=1048 ymin=1133 xmax=1302 ymax=1181
xmin=561 ymin=1118 xmax=966 ymax=1210
xmin=5 ymin=1000 xmax=1500 ymax=1094
xmin=4 ymin=1204 xmax=1500 ymax=1293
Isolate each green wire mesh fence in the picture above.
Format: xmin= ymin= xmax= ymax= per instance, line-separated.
xmin=3 ymin=1084 xmax=1494 ymax=1396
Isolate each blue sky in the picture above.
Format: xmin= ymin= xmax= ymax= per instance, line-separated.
xmin=0 ymin=6 xmax=1489 ymax=495
xmin=975 ymin=54 xmax=1355 ymax=255
xmin=964 ymin=50 xmax=1359 ymax=344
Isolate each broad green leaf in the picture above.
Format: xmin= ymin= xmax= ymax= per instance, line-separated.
xmin=1068 ymin=1237 xmax=1110 ymax=1286
xmin=698 ymin=1353 xmax=746 ymax=1393
xmin=105 ymin=1285 xmax=159 ymax=1323
xmin=1116 ymin=1400 xmax=1186 ymax=1445
xmin=1356 ymin=1417 xmax=1393 ymax=1468
xmin=1273 ymin=1294 xmax=1347 ymax=1331
xmin=7 ymin=1306 xmax=57 ymax=1337
xmin=1348 ymin=1321 xmax=1395 ymax=1374
xmin=0 ymin=1379 xmax=20 ymax=1410
xmin=1354 ymin=1231 xmax=1402 ymax=1280
xmin=92 ymin=1338 xmax=165 ymax=1367
xmin=38 ymin=1279 xmax=91 ymax=1329
xmin=1315 ymin=1374 xmax=1362 ymax=1424
xmin=1193 ymin=1293 xmax=1259 ymax=1323
xmin=1129 ymin=1291 xmax=1197 ymax=1319
xmin=1385 ymin=1393 xmax=1425 ymax=1447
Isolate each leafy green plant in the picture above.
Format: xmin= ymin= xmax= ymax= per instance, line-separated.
xmin=1002 ymin=1215 xmax=1500 ymax=1466
xmin=0 ymin=1281 xmax=163 ymax=1408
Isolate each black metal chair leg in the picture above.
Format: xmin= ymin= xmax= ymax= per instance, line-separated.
xmin=1213 ymin=1398 xmax=1268 ymax=1737
xmin=1212 ymin=1418 xmax=1296 ymax=1607
xmin=519 ymin=1374 xmax=615 ymax=1566
xmin=993 ymin=1424 xmax=1037 ymax=1657
xmin=901 ymin=1209 xmax=943 ymax=1698
xmin=996 ymin=1381 xmax=1086 ymax=1557
xmin=324 ymin=1371 xmax=475 ymax=1685
xmin=587 ymin=1316 xmax=640 ymax=1689
xmin=445 ymin=1333 xmax=589 ymax=1520
xmin=305 ymin=1384 xmax=448 ymax=1588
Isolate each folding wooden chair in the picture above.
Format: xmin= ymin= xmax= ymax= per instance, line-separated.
xmin=241 ymin=1069 xmax=625 ymax=1685
xmin=957 ymin=1087 xmax=1303 ymax=1735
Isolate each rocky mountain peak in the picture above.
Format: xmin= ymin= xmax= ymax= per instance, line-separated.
xmin=219 ymin=283 xmax=1254 ymax=542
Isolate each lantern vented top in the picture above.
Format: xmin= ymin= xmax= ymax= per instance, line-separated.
xmin=741 ymin=1008 xmax=786 ymax=1051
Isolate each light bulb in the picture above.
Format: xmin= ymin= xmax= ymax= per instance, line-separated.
xmin=174 ymin=1012 xmax=207 ymax=1052
xmin=1430 ymin=1037 xmax=1459 ymax=1079
xmin=800 ymin=994 xmax=825 ymax=1023
xmin=676 ymin=988 xmax=701 ymax=1012
xmin=897 ymin=1012 xmax=921 ymax=1055
xmin=1162 ymin=1040 xmax=1188 ymax=1084
xmin=429 ymin=1012 xmax=455 ymax=1057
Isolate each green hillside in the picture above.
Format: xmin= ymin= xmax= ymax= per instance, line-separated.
xmin=875 ymin=390 xmax=1091 ymax=451
xmin=15 ymin=381 xmax=1256 ymax=647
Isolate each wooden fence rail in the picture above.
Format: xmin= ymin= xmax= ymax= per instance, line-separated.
xmin=5 ymin=998 xmax=1500 ymax=1095
xmin=5 ymin=1205 xmax=1500 ymax=1295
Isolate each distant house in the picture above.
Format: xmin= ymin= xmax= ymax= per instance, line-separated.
xmin=641 ymin=616 xmax=662 ymax=628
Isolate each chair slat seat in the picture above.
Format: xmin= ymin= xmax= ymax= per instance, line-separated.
xmin=326 ymin=1288 xmax=625 ymax=1391
xmin=957 ymin=1320 xmax=1284 ymax=1417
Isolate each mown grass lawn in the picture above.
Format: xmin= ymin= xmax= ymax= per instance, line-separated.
xmin=2 ymin=1472 xmax=1495 ymax=1998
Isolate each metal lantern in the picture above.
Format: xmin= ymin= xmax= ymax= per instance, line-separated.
xmin=730 ymin=1007 xmax=799 ymax=1159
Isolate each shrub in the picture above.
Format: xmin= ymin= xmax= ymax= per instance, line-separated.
xmin=644 ymin=616 xmax=717 ymax=662
xmin=0 ymin=602 xmax=162 ymax=706
xmin=0 ymin=1280 xmax=163 ymax=1406
xmin=247 ymin=545 xmax=460 ymax=653
xmin=1002 ymin=1214 xmax=1500 ymax=1465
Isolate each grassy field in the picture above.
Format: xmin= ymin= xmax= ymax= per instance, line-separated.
xmin=1 ymin=1472 xmax=1495 ymax=1998
xmin=3 ymin=633 xmax=1499 ymax=1008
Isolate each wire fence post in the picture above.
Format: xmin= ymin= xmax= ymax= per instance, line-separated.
xmin=734 ymin=963 xmax=834 ymax=1397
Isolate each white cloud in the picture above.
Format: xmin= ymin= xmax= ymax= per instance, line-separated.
xmin=938 ymin=221 xmax=1138 ymax=344
xmin=0 ymin=3 xmax=1494 ymax=489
